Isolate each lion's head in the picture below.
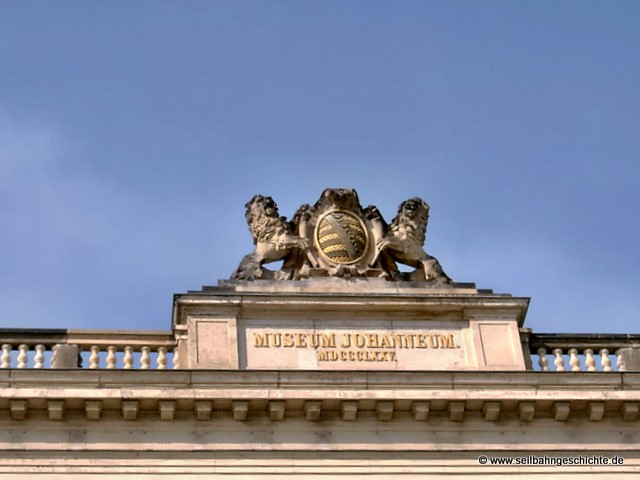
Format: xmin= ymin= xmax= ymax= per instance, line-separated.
xmin=390 ymin=197 xmax=430 ymax=244
xmin=244 ymin=195 xmax=288 ymax=244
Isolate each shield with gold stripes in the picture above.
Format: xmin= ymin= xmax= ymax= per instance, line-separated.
xmin=315 ymin=211 xmax=369 ymax=265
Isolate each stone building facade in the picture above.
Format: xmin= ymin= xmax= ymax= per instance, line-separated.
xmin=0 ymin=190 xmax=637 ymax=478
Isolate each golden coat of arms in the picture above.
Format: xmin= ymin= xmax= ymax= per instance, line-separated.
xmin=231 ymin=188 xmax=451 ymax=284
xmin=315 ymin=211 xmax=369 ymax=265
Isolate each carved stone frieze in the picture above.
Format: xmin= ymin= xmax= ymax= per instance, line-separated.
xmin=231 ymin=188 xmax=451 ymax=283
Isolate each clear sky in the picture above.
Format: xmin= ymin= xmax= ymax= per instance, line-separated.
xmin=1 ymin=1 xmax=638 ymax=333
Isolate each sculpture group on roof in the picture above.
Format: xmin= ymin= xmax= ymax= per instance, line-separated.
xmin=231 ymin=188 xmax=451 ymax=284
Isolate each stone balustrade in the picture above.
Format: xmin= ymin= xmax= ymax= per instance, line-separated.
xmin=527 ymin=333 xmax=640 ymax=372
xmin=1 ymin=328 xmax=640 ymax=372
xmin=0 ymin=329 xmax=178 ymax=369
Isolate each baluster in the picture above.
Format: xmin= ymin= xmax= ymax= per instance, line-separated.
xmin=17 ymin=344 xmax=28 ymax=369
xmin=106 ymin=346 xmax=117 ymax=369
xmin=172 ymin=347 xmax=180 ymax=369
xmin=600 ymin=349 xmax=612 ymax=372
xmin=537 ymin=348 xmax=549 ymax=371
xmin=157 ymin=347 xmax=167 ymax=370
xmin=615 ymin=350 xmax=626 ymax=372
xmin=569 ymin=348 xmax=581 ymax=371
xmin=34 ymin=344 xmax=45 ymax=368
xmin=123 ymin=346 xmax=133 ymax=369
xmin=584 ymin=349 xmax=596 ymax=372
xmin=89 ymin=346 xmax=100 ymax=369
xmin=553 ymin=348 xmax=565 ymax=372
xmin=1 ymin=344 xmax=12 ymax=368
xmin=140 ymin=347 xmax=150 ymax=369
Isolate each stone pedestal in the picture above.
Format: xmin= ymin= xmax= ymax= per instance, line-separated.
xmin=618 ymin=347 xmax=640 ymax=371
xmin=172 ymin=279 xmax=529 ymax=371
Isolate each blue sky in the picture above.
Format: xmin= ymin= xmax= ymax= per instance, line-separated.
xmin=1 ymin=1 xmax=638 ymax=333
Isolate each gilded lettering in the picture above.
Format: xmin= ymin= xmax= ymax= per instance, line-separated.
xmin=294 ymin=333 xmax=307 ymax=348
xmin=439 ymin=334 xmax=454 ymax=349
xmin=318 ymin=350 xmax=341 ymax=361
xmin=254 ymin=329 xmax=457 ymax=359
xmin=403 ymin=334 xmax=414 ymax=348
xmin=254 ymin=332 xmax=269 ymax=347
xmin=283 ymin=333 xmax=295 ymax=348
xmin=321 ymin=334 xmax=336 ymax=348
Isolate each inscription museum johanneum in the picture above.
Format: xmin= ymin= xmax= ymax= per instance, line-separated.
xmin=255 ymin=330 xmax=457 ymax=351
xmin=253 ymin=330 xmax=457 ymax=364
xmin=0 ymin=188 xmax=638 ymax=478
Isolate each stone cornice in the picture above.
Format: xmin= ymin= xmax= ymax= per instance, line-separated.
xmin=3 ymin=368 xmax=636 ymax=388
xmin=0 ymin=369 xmax=638 ymax=425
xmin=174 ymin=290 xmax=530 ymax=326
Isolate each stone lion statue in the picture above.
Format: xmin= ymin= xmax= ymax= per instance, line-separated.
xmin=231 ymin=195 xmax=307 ymax=280
xmin=376 ymin=197 xmax=451 ymax=283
